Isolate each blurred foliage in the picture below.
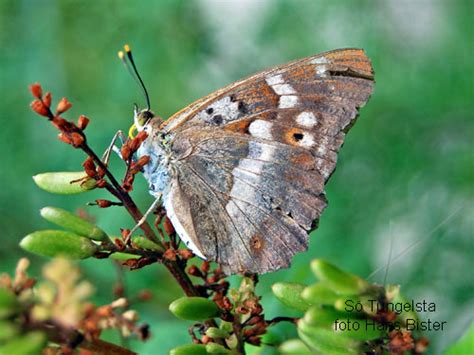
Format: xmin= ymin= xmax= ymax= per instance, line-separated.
xmin=0 ymin=0 xmax=472 ymax=353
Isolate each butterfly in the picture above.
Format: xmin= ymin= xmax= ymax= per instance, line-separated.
xmin=124 ymin=47 xmax=374 ymax=275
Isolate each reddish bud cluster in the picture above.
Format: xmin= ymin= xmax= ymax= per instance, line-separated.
xmin=79 ymin=300 xmax=150 ymax=343
xmin=29 ymin=83 xmax=88 ymax=148
xmin=388 ymin=330 xmax=415 ymax=353
xmin=120 ymin=132 xmax=150 ymax=192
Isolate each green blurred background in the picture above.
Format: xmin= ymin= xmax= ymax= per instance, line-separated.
xmin=0 ymin=0 xmax=472 ymax=353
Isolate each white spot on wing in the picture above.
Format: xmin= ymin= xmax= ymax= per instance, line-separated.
xmin=296 ymin=111 xmax=317 ymax=127
xmin=279 ymin=95 xmax=299 ymax=108
xmin=265 ymin=74 xmax=284 ymax=85
xmin=248 ymin=120 xmax=273 ymax=140
xmin=316 ymin=65 xmax=328 ymax=77
xmin=310 ymin=56 xmax=329 ymax=64
xmin=298 ymin=132 xmax=315 ymax=148
xmin=164 ymin=196 xmax=206 ymax=259
xmin=272 ymin=83 xmax=296 ymax=95
xmin=195 ymin=96 xmax=240 ymax=124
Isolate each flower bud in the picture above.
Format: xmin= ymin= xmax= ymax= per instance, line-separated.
xmin=29 ymin=83 xmax=42 ymax=99
xmin=272 ymin=282 xmax=311 ymax=312
xmin=56 ymin=97 xmax=72 ymax=114
xmin=20 ymin=230 xmax=98 ymax=259
xmin=206 ymin=343 xmax=232 ymax=354
xmin=310 ymin=259 xmax=370 ymax=295
xmin=77 ymin=115 xmax=90 ymax=130
xmin=301 ymin=283 xmax=340 ymax=306
xmin=169 ymin=297 xmax=220 ymax=321
xmin=40 ymin=206 xmax=108 ymax=241
xmin=205 ymin=327 xmax=229 ymax=339
xmin=30 ymin=100 xmax=50 ymax=117
xmin=169 ymin=344 xmax=207 ymax=355
xmin=33 ymin=172 xmax=96 ymax=194
xmin=43 ymin=92 xmax=52 ymax=107
xmin=132 ymin=236 xmax=163 ymax=252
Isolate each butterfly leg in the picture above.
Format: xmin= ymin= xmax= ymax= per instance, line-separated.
xmin=101 ymin=130 xmax=125 ymax=166
xmin=127 ymin=195 xmax=162 ymax=238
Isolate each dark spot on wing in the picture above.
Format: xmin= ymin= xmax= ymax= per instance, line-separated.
xmin=293 ymin=132 xmax=304 ymax=141
xmin=229 ymin=94 xmax=236 ymax=102
xmin=212 ymin=114 xmax=223 ymax=125
xmin=206 ymin=107 xmax=214 ymax=115
xmin=238 ymin=101 xmax=247 ymax=114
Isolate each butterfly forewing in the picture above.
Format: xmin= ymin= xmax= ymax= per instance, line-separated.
xmin=161 ymin=48 xmax=374 ymax=274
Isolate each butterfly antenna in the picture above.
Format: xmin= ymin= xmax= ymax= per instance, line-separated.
xmin=118 ymin=44 xmax=151 ymax=111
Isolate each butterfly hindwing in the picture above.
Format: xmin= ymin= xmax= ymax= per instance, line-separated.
xmin=161 ymin=48 xmax=374 ymax=274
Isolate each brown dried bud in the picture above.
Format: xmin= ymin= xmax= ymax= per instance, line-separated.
xmin=58 ymin=133 xmax=72 ymax=145
xmin=201 ymin=261 xmax=210 ymax=273
xmin=121 ymin=142 xmax=132 ymax=161
xmin=96 ymin=179 xmax=107 ymax=188
xmin=77 ymin=115 xmax=90 ymax=130
xmin=221 ymin=297 xmax=233 ymax=311
xmin=43 ymin=92 xmax=52 ymax=107
xmin=29 ymin=83 xmax=42 ymax=99
xmin=96 ymin=199 xmax=113 ymax=208
xmin=56 ymin=97 xmax=73 ymax=114
xmin=246 ymin=315 xmax=262 ymax=326
xmin=163 ymin=217 xmax=175 ymax=236
xmin=178 ymin=249 xmax=193 ymax=260
xmin=71 ymin=132 xmax=84 ymax=147
xmin=30 ymin=99 xmax=50 ymax=117
xmin=235 ymin=306 xmax=249 ymax=314
xmin=114 ymin=238 xmax=125 ymax=251
xmin=96 ymin=305 xmax=114 ymax=317
xmin=207 ymin=276 xmax=218 ymax=284
xmin=415 ymin=338 xmax=429 ymax=353
xmin=163 ymin=249 xmax=177 ymax=261
xmin=97 ymin=165 xmax=106 ymax=178
xmin=187 ymin=265 xmax=202 ymax=277
xmin=83 ymin=157 xmax=97 ymax=178
xmin=130 ymin=131 xmax=148 ymax=151
xmin=136 ymin=155 xmax=150 ymax=167
xmin=247 ymin=336 xmax=261 ymax=346
xmin=120 ymin=229 xmax=130 ymax=240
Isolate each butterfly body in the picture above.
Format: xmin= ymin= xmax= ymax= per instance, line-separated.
xmin=135 ymin=48 xmax=374 ymax=275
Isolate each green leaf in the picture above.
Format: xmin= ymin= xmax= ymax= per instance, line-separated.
xmin=33 ymin=172 xmax=96 ymax=194
xmin=0 ymin=331 xmax=46 ymax=355
xmin=272 ymin=282 xmax=311 ymax=312
xmin=169 ymin=297 xmax=221 ymax=321
xmin=0 ymin=289 xmax=19 ymax=319
xmin=169 ymin=344 xmax=208 ymax=355
xmin=40 ymin=206 xmax=107 ymax=241
xmin=132 ymin=236 xmax=164 ymax=252
xmin=279 ymin=339 xmax=312 ymax=354
xmin=20 ymin=230 xmax=98 ymax=259
xmin=301 ymin=283 xmax=340 ymax=306
xmin=310 ymin=260 xmax=370 ymax=295
xmin=445 ymin=322 xmax=474 ymax=355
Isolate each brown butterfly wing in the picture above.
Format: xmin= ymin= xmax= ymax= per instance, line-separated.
xmin=162 ymin=49 xmax=374 ymax=274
